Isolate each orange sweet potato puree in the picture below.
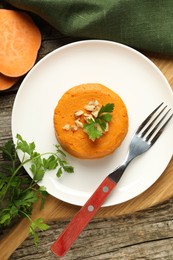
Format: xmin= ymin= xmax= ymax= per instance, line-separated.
xmin=54 ymin=83 xmax=128 ymax=159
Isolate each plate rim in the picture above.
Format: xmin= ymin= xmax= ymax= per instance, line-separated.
xmin=11 ymin=39 xmax=173 ymax=207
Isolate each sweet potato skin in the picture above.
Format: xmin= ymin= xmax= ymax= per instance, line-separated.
xmin=0 ymin=73 xmax=19 ymax=91
xmin=54 ymin=83 xmax=128 ymax=159
xmin=0 ymin=9 xmax=41 ymax=77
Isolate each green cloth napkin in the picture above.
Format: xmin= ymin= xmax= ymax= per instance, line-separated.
xmin=4 ymin=0 xmax=173 ymax=55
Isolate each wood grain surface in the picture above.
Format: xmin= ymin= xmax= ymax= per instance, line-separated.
xmin=0 ymin=2 xmax=173 ymax=259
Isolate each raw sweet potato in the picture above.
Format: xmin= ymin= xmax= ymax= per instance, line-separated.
xmin=0 ymin=73 xmax=19 ymax=91
xmin=54 ymin=83 xmax=128 ymax=159
xmin=0 ymin=9 xmax=41 ymax=77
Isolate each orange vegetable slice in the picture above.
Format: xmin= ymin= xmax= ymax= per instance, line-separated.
xmin=0 ymin=9 xmax=41 ymax=77
xmin=0 ymin=73 xmax=19 ymax=91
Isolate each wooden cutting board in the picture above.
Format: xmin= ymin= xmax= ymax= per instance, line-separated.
xmin=0 ymin=54 xmax=173 ymax=260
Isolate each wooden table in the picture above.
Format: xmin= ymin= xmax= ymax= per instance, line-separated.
xmin=1 ymin=3 xmax=173 ymax=259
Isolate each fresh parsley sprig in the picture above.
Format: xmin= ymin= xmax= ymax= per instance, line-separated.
xmin=0 ymin=134 xmax=74 ymax=247
xmin=83 ymin=103 xmax=114 ymax=141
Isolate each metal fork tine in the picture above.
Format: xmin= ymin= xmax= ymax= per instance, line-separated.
xmin=145 ymin=108 xmax=171 ymax=141
xmin=136 ymin=102 xmax=163 ymax=134
xmin=150 ymin=113 xmax=173 ymax=144
xmin=140 ymin=105 xmax=167 ymax=138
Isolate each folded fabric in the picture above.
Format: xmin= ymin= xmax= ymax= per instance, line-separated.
xmin=4 ymin=0 xmax=173 ymax=55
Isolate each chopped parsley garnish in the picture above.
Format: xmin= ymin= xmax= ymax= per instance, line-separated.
xmin=83 ymin=103 xmax=114 ymax=141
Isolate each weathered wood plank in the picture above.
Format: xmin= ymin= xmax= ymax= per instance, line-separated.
xmin=0 ymin=94 xmax=15 ymax=145
xmin=10 ymin=198 xmax=173 ymax=259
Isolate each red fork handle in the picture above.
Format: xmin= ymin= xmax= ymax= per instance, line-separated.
xmin=50 ymin=176 xmax=116 ymax=257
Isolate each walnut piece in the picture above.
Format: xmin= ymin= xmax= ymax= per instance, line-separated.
xmin=75 ymin=119 xmax=83 ymax=128
xmin=62 ymin=124 xmax=70 ymax=130
xmin=74 ymin=110 xmax=84 ymax=118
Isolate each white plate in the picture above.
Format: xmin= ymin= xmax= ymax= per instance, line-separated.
xmin=12 ymin=40 xmax=173 ymax=207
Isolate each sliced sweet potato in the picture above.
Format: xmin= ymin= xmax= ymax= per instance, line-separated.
xmin=0 ymin=9 xmax=41 ymax=77
xmin=0 ymin=73 xmax=19 ymax=91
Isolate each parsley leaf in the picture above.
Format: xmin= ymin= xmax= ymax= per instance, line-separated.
xmin=0 ymin=134 xmax=74 ymax=247
xmin=16 ymin=134 xmax=35 ymax=156
xmin=83 ymin=119 xmax=103 ymax=141
xmin=98 ymin=103 xmax=114 ymax=116
xmin=83 ymin=103 xmax=114 ymax=141
xmin=99 ymin=113 xmax=112 ymax=122
xmin=29 ymin=218 xmax=49 ymax=247
xmin=43 ymin=155 xmax=58 ymax=170
xmin=0 ymin=140 xmax=16 ymax=161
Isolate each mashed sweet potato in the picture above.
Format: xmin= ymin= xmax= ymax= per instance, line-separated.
xmin=54 ymin=83 xmax=128 ymax=159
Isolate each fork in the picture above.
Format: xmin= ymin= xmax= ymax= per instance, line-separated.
xmin=51 ymin=102 xmax=173 ymax=257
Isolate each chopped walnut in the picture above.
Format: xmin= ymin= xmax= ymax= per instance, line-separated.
xmin=62 ymin=124 xmax=70 ymax=130
xmin=91 ymin=107 xmax=100 ymax=118
xmin=74 ymin=110 xmax=84 ymax=118
xmin=71 ymin=124 xmax=78 ymax=131
xmin=84 ymin=114 xmax=95 ymax=122
xmin=84 ymin=104 xmax=96 ymax=111
xmin=75 ymin=119 xmax=83 ymax=128
xmin=104 ymin=122 xmax=109 ymax=132
xmin=88 ymin=100 xmax=99 ymax=106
